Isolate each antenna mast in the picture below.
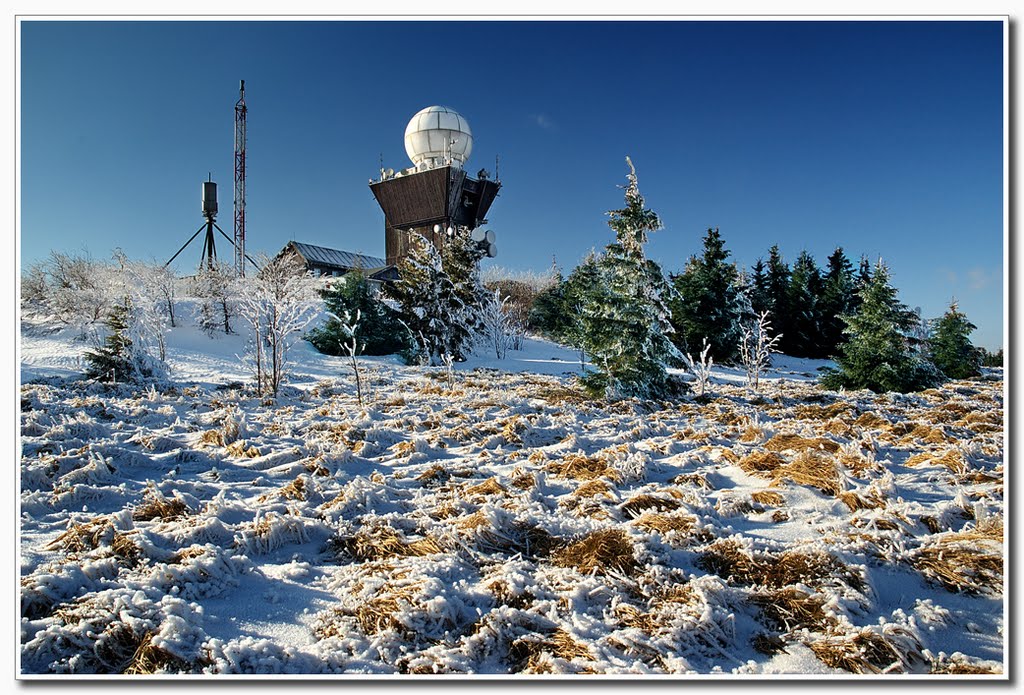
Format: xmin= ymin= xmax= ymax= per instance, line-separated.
xmin=233 ymin=79 xmax=247 ymax=277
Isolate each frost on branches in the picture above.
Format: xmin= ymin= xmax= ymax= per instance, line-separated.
xmin=579 ymin=157 xmax=683 ymax=400
xmin=739 ymin=310 xmax=781 ymax=393
xmin=385 ymin=233 xmax=470 ymax=365
xmin=237 ymin=253 xmax=319 ymax=396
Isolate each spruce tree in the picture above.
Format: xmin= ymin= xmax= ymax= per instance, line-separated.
xmin=308 ymin=271 xmax=408 ymax=356
xmin=84 ymin=296 xmax=158 ymax=383
xmin=668 ymin=227 xmax=742 ymax=362
xmin=578 ymin=158 xmax=682 ymax=399
xmin=748 ymin=258 xmax=771 ymax=318
xmin=929 ymin=300 xmax=982 ymax=379
xmin=442 ymin=228 xmax=489 ymax=338
xmin=819 ymin=247 xmax=855 ymax=357
xmin=385 ymin=233 xmax=468 ymax=364
xmin=765 ymin=245 xmax=792 ymax=353
xmin=820 ymin=261 xmax=940 ymax=393
xmin=529 ymin=267 xmax=572 ymax=341
xmin=787 ymin=250 xmax=824 ymax=358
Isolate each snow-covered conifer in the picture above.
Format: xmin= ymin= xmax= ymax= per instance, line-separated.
xmin=578 ymin=158 xmax=682 ymax=400
xmin=929 ymin=300 xmax=982 ymax=379
xmin=385 ymin=233 xmax=469 ymax=365
xmin=820 ymin=261 xmax=940 ymax=393
xmin=669 ymin=227 xmax=742 ymax=362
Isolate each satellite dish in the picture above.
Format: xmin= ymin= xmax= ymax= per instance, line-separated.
xmin=386 ymin=168 xmax=394 ymax=178
xmin=470 ymin=228 xmax=485 ymax=242
xmin=433 ymin=224 xmax=441 ymax=233
xmin=487 ymin=243 xmax=497 ymax=258
xmin=484 ymin=229 xmax=496 ymax=244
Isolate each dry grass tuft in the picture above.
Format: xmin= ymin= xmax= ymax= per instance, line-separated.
xmin=750 ymin=588 xmax=836 ymax=632
xmin=133 ymin=495 xmax=188 ymax=522
xmin=416 ymin=464 xmax=451 ymax=488
xmin=772 ymin=450 xmax=841 ymax=496
xmin=614 ymin=604 xmax=659 ymax=633
xmin=547 ymin=453 xmax=621 ymax=482
xmin=510 ymin=470 xmax=536 ymax=490
xmin=737 ymin=450 xmax=787 ymax=477
xmin=764 ymin=433 xmax=841 ymax=454
xmin=794 ymin=403 xmax=853 ymax=421
xmin=807 ymin=629 xmax=920 ymax=674
xmin=751 ymin=490 xmax=786 ymax=507
xmin=47 ymin=517 xmax=114 ymax=553
xmin=839 ymin=491 xmax=881 ymax=512
xmin=197 ymin=429 xmax=225 ymax=447
xmin=122 ymin=632 xmax=196 ymax=674
xmin=332 ymin=525 xmax=443 ymax=562
xmin=465 ymin=477 xmax=507 ymax=498
xmin=896 ymin=423 xmax=954 ymax=446
xmin=671 ymin=471 xmax=715 ymax=490
xmin=619 ymin=494 xmax=680 ymax=518
xmin=699 ymin=539 xmax=858 ymax=590
xmin=511 ymin=629 xmax=592 ymax=673
xmin=224 ymin=439 xmax=260 ymax=458
xmin=573 ymin=479 xmax=614 ymax=498
xmin=854 ymin=412 xmax=889 ymax=429
xmin=905 ymin=449 xmax=968 ymax=475
xmin=912 ymin=528 xmax=1003 ymax=594
xmin=552 ymin=528 xmax=638 ymax=576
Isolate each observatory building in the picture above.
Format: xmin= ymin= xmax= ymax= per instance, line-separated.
xmin=370 ymin=106 xmax=501 ymax=266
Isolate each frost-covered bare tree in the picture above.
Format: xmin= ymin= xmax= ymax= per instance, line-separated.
xmin=191 ymin=262 xmax=236 ymax=335
xmin=739 ymin=310 xmax=782 ymax=392
xmin=480 ymin=287 xmax=512 ymax=359
xmin=20 ymin=261 xmax=50 ymax=317
xmin=138 ymin=262 xmax=180 ymax=328
xmin=683 ymin=336 xmax=714 ymax=398
xmin=237 ymin=253 xmax=319 ymax=396
xmin=328 ymin=308 xmax=366 ymax=406
xmin=41 ymin=250 xmax=113 ymax=331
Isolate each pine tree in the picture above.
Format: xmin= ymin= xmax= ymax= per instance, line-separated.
xmin=787 ymin=250 xmax=824 ymax=358
xmin=385 ymin=233 xmax=468 ymax=365
xmin=820 ymin=261 xmax=940 ymax=393
xmin=929 ymin=300 xmax=982 ymax=379
xmin=308 ymin=271 xmax=408 ymax=356
xmin=528 ymin=267 xmax=572 ymax=340
xmin=578 ymin=158 xmax=682 ymax=399
xmin=441 ymin=227 xmax=489 ymax=340
xmin=748 ymin=258 xmax=771 ymax=318
xmin=765 ymin=245 xmax=792 ymax=353
xmin=668 ymin=227 xmax=742 ymax=362
xmin=819 ymin=247 xmax=855 ymax=357
xmin=84 ymin=296 xmax=161 ymax=383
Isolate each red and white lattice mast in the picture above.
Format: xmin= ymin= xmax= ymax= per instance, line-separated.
xmin=233 ymin=80 xmax=247 ymax=277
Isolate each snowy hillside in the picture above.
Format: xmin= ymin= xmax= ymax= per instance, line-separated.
xmin=18 ymin=313 xmax=1004 ymax=676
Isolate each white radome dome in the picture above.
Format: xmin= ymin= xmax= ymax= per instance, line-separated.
xmin=404 ymin=106 xmax=473 ymax=169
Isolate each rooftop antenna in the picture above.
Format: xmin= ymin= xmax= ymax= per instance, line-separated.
xmin=164 ymin=176 xmax=220 ymax=271
xmin=233 ymin=79 xmax=247 ymax=277
xmin=495 ymin=154 xmax=500 ymax=183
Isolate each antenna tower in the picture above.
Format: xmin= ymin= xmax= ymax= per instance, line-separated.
xmin=233 ymin=79 xmax=247 ymax=277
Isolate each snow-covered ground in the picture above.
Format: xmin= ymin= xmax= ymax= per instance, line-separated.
xmin=18 ymin=313 xmax=1005 ymax=677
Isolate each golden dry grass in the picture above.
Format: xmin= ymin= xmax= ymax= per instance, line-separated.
xmin=122 ymin=632 xmax=197 ymax=674
xmin=807 ymin=629 xmax=921 ymax=674
xmin=332 ymin=525 xmax=444 ymax=562
xmin=547 ymin=454 xmax=620 ymax=482
xmin=510 ymin=629 xmax=592 ymax=673
xmin=772 ymin=450 xmax=841 ymax=496
xmin=912 ymin=527 xmax=1003 ymax=594
xmin=737 ymin=450 xmax=787 ymax=477
xmin=905 ymin=449 xmax=968 ymax=475
xmin=552 ymin=528 xmax=638 ymax=576
xmin=793 ymin=403 xmax=853 ymax=421
xmin=133 ymin=496 xmax=188 ymax=522
xmin=764 ymin=433 xmax=841 ymax=454
xmin=619 ymin=494 xmax=680 ymax=518
xmin=465 ymin=477 xmax=507 ymax=498
xmin=224 ymin=439 xmax=260 ymax=458
xmin=699 ymin=539 xmax=857 ymax=590
xmin=750 ymin=587 xmax=836 ymax=632
xmin=751 ymin=490 xmax=786 ymax=507
xmin=47 ymin=517 xmax=114 ymax=553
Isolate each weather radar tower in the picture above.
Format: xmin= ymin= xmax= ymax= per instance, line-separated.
xmin=233 ymin=80 xmax=247 ymax=277
xmin=370 ymin=106 xmax=500 ymax=266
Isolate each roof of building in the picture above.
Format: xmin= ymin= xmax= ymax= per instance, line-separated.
xmin=286 ymin=241 xmax=387 ymax=272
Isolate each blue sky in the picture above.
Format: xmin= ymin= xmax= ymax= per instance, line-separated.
xmin=20 ymin=19 xmax=1004 ymax=349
